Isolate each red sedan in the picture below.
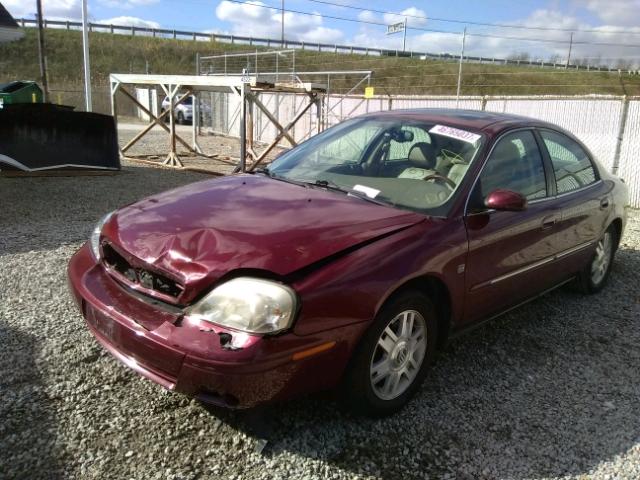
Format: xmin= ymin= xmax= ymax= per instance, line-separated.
xmin=68 ymin=110 xmax=628 ymax=416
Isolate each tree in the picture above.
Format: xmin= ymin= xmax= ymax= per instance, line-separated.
xmin=507 ymin=51 xmax=531 ymax=62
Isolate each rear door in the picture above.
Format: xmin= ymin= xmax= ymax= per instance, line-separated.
xmin=462 ymin=129 xmax=563 ymax=324
xmin=536 ymin=129 xmax=611 ymax=273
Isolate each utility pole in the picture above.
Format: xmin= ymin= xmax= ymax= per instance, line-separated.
xmin=35 ymin=0 xmax=49 ymax=102
xmin=456 ymin=27 xmax=467 ymax=107
xmin=565 ymin=31 xmax=574 ymax=69
xmin=81 ymin=0 xmax=92 ymax=111
xmin=281 ymin=0 xmax=284 ymax=46
xmin=402 ymin=17 xmax=407 ymax=53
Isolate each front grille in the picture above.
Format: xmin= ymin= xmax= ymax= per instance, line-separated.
xmin=102 ymin=243 xmax=184 ymax=299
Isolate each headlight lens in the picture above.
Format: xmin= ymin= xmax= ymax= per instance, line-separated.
xmin=89 ymin=211 xmax=113 ymax=260
xmin=186 ymin=277 xmax=297 ymax=334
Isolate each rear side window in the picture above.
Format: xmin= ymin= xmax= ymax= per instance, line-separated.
xmin=539 ymin=130 xmax=597 ymax=194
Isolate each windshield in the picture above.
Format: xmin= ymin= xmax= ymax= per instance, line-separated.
xmin=267 ymin=117 xmax=485 ymax=216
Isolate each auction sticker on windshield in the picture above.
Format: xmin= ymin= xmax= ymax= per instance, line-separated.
xmin=352 ymin=184 xmax=381 ymax=198
xmin=429 ymin=124 xmax=482 ymax=146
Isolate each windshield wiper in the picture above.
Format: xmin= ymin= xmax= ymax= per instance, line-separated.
xmin=310 ymin=179 xmax=391 ymax=207
xmin=254 ymin=167 xmax=272 ymax=176
xmin=254 ymin=168 xmax=310 ymax=188
xmin=313 ymin=179 xmax=345 ymax=191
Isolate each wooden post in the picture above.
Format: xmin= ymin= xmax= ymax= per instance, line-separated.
xmin=247 ymin=95 xmax=254 ymax=162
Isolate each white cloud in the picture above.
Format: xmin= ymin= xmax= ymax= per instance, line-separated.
xmin=383 ymin=7 xmax=427 ymax=28
xmin=298 ymin=26 xmax=342 ymax=43
xmin=4 ymin=0 xmax=82 ymax=20
xmin=357 ymin=10 xmax=377 ymax=24
xmin=585 ymin=0 xmax=640 ymax=27
xmin=215 ymin=0 xmax=343 ymax=43
xmin=99 ymin=0 xmax=160 ymax=9
xmin=351 ymin=7 xmax=640 ymax=68
xmin=484 ymin=9 xmax=640 ymax=66
xmin=98 ymin=16 xmax=160 ymax=28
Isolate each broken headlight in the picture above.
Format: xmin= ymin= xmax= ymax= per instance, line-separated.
xmin=89 ymin=211 xmax=113 ymax=261
xmin=186 ymin=277 xmax=297 ymax=334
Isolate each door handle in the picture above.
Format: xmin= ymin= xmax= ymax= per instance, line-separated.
xmin=600 ymin=198 xmax=610 ymax=209
xmin=542 ymin=216 xmax=557 ymax=229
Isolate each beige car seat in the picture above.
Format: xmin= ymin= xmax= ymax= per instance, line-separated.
xmin=447 ymin=161 xmax=469 ymax=187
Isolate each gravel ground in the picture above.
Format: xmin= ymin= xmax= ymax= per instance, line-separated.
xmin=1 ymin=164 xmax=639 ymax=480
xmin=118 ymin=125 xmax=286 ymax=175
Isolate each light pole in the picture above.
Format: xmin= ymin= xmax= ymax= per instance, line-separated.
xmin=455 ymin=27 xmax=467 ymax=107
xmin=35 ymin=0 xmax=49 ymax=102
xmin=281 ymin=0 xmax=284 ymax=46
xmin=402 ymin=17 xmax=407 ymax=53
xmin=81 ymin=0 xmax=92 ymax=111
xmin=565 ymin=31 xmax=574 ymax=69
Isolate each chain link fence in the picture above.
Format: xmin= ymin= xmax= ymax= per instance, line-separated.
xmin=197 ymin=92 xmax=640 ymax=207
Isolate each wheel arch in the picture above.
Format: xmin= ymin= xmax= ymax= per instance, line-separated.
xmin=609 ymin=217 xmax=623 ymax=250
xmin=379 ymin=274 xmax=453 ymax=350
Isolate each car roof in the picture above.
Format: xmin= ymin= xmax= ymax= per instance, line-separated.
xmin=361 ymin=108 xmax=557 ymax=136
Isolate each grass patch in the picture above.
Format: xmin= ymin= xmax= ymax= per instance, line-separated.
xmin=1 ymin=28 xmax=638 ymax=109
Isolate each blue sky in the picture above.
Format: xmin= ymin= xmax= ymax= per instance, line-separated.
xmin=5 ymin=0 xmax=640 ymax=64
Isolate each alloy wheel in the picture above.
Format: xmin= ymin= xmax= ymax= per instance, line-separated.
xmin=591 ymin=231 xmax=612 ymax=285
xmin=369 ymin=310 xmax=427 ymax=400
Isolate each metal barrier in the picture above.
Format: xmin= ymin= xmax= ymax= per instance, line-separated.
xmin=16 ymin=18 xmax=640 ymax=75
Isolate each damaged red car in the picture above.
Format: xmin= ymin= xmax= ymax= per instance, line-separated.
xmin=68 ymin=110 xmax=628 ymax=415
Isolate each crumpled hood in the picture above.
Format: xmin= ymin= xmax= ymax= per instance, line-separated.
xmin=101 ymin=174 xmax=424 ymax=303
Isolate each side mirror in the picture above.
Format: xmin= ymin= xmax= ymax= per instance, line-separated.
xmin=485 ymin=189 xmax=527 ymax=211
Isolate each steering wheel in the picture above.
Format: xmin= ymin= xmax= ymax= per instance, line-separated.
xmin=423 ymin=174 xmax=456 ymax=189
xmin=441 ymin=148 xmax=467 ymax=165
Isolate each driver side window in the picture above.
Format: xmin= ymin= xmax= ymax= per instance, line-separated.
xmin=472 ymin=130 xmax=547 ymax=208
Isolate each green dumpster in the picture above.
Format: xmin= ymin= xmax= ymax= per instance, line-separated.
xmin=0 ymin=81 xmax=43 ymax=108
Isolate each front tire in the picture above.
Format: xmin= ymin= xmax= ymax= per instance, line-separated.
xmin=574 ymin=226 xmax=616 ymax=294
xmin=342 ymin=290 xmax=438 ymax=417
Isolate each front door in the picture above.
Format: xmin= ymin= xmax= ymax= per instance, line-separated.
xmin=463 ymin=129 xmax=562 ymax=324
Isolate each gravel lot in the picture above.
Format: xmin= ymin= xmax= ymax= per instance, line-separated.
xmin=1 ymin=163 xmax=639 ymax=480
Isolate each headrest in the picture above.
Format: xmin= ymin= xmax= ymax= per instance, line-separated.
xmin=491 ymin=141 xmax=521 ymax=167
xmin=408 ymin=142 xmax=436 ymax=169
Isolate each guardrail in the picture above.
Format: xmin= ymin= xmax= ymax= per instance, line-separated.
xmin=16 ymin=18 xmax=639 ymax=74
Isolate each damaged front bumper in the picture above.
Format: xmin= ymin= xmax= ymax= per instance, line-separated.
xmin=67 ymin=243 xmax=354 ymax=408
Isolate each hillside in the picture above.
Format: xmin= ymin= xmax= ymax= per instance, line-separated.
xmin=1 ymin=28 xmax=639 ymax=113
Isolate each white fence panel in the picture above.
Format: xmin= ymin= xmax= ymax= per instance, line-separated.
xmin=618 ymin=100 xmax=640 ymax=209
xmin=391 ymin=96 xmax=483 ymax=111
xmin=254 ymin=92 xmax=280 ymax=144
xmin=292 ymin=93 xmax=317 ymax=143
xmin=224 ymin=93 xmax=242 ymax=138
xmin=134 ymin=88 xmax=158 ymax=121
xmin=485 ymin=98 xmax=623 ymax=170
xmin=203 ymin=92 xmax=640 ymax=207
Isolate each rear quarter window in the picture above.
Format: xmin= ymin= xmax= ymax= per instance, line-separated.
xmin=539 ymin=130 xmax=597 ymax=194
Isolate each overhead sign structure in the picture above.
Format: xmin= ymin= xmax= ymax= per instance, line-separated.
xmin=386 ymin=22 xmax=405 ymax=35
xmin=386 ymin=17 xmax=408 ymax=52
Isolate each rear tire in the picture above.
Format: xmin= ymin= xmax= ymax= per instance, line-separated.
xmin=342 ymin=290 xmax=438 ymax=417
xmin=573 ymin=225 xmax=616 ymax=294
xmin=177 ymin=111 xmax=185 ymax=125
